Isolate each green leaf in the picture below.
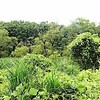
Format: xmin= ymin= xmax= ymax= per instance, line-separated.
xmin=77 ymin=84 xmax=86 ymax=94
xmin=4 ymin=96 xmax=10 ymax=100
xmin=11 ymin=91 xmax=18 ymax=96
xmin=15 ymin=84 xmax=24 ymax=95
xmin=29 ymin=88 xmax=38 ymax=95
xmin=39 ymin=91 xmax=45 ymax=95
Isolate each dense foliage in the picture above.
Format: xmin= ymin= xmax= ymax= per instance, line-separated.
xmin=0 ymin=18 xmax=100 ymax=57
xmin=0 ymin=56 xmax=100 ymax=99
xmin=0 ymin=18 xmax=100 ymax=100
xmin=64 ymin=32 xmax=100 ymax=69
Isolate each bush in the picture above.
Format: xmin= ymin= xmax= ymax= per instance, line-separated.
xmin=30 ymin=45 xmax=42 ymax=54
xmin=65 ymin=32 xmax=100 ymax=69
xmin=22 ymin=54 xmax=54 ymax=70
xmin=76 ymin=69 xmax=100 ymax=99
xmin=43 ymin=71 xmax=77 ymax=99
xmin=11 ymin=46 xmax=29 ymax=57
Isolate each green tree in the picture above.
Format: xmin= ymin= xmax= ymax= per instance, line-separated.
xmin=4 ymin=21 xmax=38 ymax=43
xmin=34 ymin=23 xmax=67 ymax=56
xmin=0 ymin=29 xmax=18 ymax=57
xmin=11 ymin=46 xmax=29 ymax=57
xmin=95 ymin=24 xmax=100 ymax=37
xmin=66 ymin=18 xmax=96 ymax=43
xmin=64 ymin=32 xmax=100 ymax=69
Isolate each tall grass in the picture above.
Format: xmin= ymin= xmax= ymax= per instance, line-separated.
xmin=43 ymin=72 xmax=61 ymax=94
xmin=6 ymin=60 xmax=31 ymax=92
xmin=52 ymin=57 xmax=80 ymax=75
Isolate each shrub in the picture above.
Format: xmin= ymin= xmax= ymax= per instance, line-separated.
xmin=76 ymin=69 xmax=100 ymax=99
xmin=22 ymin=54 xmax=54 ymax=70
xmin=30 ymin=45 xmax=42 ymax=54
xmin=64 ymin=32 xmax=100 ymax=69
xmin=11 ymin=46 xmax=29 ymax=57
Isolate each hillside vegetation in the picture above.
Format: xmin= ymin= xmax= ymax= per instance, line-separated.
xmin=0 ymin=18 xmax=100 ymax=100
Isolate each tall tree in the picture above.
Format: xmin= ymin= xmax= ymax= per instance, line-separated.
xmin=0 ymin=29 xmax=18 ymax=57
xmin=66 ymin=18 xmax=96 ymax=43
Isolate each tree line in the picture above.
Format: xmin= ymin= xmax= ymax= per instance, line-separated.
xmin=0 ymin=18 xmax=100 ymax=57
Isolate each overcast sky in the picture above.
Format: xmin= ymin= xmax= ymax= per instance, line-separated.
xmin=0 ymin=0 xmax=100 ymax=25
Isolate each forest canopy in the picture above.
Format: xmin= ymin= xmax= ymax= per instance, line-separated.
xmin=0 ymin=18 xmax=100 ymax=58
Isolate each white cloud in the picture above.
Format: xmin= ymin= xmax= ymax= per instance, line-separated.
xmin=0 ymin=0 xmax=100 ymax=25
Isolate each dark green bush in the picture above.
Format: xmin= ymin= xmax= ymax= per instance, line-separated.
xmin=65 ymin=32 xmax=100 ymax=69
